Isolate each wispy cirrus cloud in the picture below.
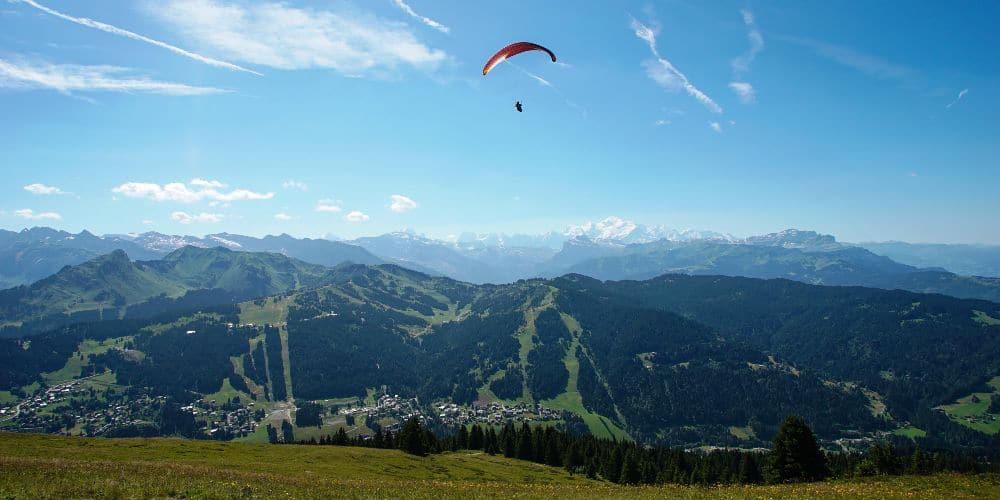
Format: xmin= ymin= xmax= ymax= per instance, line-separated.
xmin=112 ymin=180 xmax=272 ymax=203
xmin=391 ymin=0 xmax=449 ymax=34
xmin=946 ymin=88 xmax=969 ymax=109
xmin=171 ymin=211 xmax=223 ymax=224
xmin=14 ymin=208 xmax=61 ymax=220
xmin=708 ymin=121 xmax=722 ymax=133
xmin=147 ymin=0 xmax=447 ymax=77
xmin=23 ymin=183 xmax=67 ymax=195
xmin=778 ymin=35 xmax=915 ymax=82
xmin=10 ymin=0 xmax=258 ymax=75
xmin=730 ymin=9 xmax=763 ymax=104
xmin=0 ymin=57 xmax=225 ymax=96
xmin=731 ymin=9 xmax=764 ymax=75
xmin=344 ymin=210 xmax=370 ymax=222
xmin=389 ymin=194 xmax=417 ymax=213
xmin=630 ymin=16 xmax=722 ymax=114
xmin=274 ymin=212 xmax=293 ymax=221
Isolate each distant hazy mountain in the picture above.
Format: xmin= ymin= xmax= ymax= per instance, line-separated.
xmin=555 ymin=236 xmax=1000 ymax=303
xmin=7 ymin=224 xmax=1000 ymax=303
xmin=350 ymin=232 xmax=501 ymax=283
xmin=564 ymin=216 xmax=735 ymax=245
xmin=0 ymin=229 xmax=380 ymax=289
xmin=0 ymin=228 xmax=161 ymax=289
xmin=0 ymin=247 xmax=331 ymax=332
xmin=861 ymin=241 xmax=1000 ymax=278
xmin=745 ymin=228 xmax=843 ymax=251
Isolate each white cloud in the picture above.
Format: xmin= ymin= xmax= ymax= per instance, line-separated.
xmin=732 ymin=9 xmax=764 ymax=75
xmin=282 ymin=180 xmax=308 ymax=191
xmin=14 ymin=208 xmax=62 ymax=220
xmin=709 ymin=121 xmax=722 ymax=133
xmin=728 ymin=81 xmax=756 ymax=103
xmin=315 ymin=199 xmax=343 ymax=213
xmin=389 ymin=194 xmax=417 ymax=213
xmin=148 ymin=0 xmax=447 ymax=77
xmin=141 ymin=219 xmax=154 ymax=225
xmin=946 ymin=88 xmax=969 ymax=109
xmin=11 ymin=0 xmax=258 ymax=74
xmin=391 ymin=0 xmax=449 ymax=34
xmin=190 ymin=178 xmax=226 ymax=188
xmin=112 ymin=181 xmax=273 ymax=203
xmin=23 ymin=183 xmax=67 ymax=195
xmin=653 ymin=119 xmax=670 ymax=127
xmin=630 ymin=17 xmax=722 ymax=114
xmin=0 ymin=57 xmax=226 ymax=96
xmin=171 ymin=211 xmax=223 ymax=224
xmin=344 ymin=210 xmax=370 ymax=222
xmin=274 ymin=212 xmax=293 ymax=221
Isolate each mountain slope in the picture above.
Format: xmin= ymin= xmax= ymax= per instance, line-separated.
xmin=2 ymin=264 xmax=998 ymax=448
xmin=0 ymin=247 xmax=331 ymax=331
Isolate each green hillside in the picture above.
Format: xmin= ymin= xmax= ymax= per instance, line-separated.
xmin=0 ymin=433 xmax=996 ymax=499
xmin=2 ymin=263 xmax=998 ymax=450
xmin=0 ymin=247 xmax=330 ymax=331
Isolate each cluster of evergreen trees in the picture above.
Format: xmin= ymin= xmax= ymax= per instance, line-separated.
xmin=293 ymin=415 xmax=995 ymax=485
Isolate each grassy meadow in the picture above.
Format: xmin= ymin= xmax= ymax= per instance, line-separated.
xmin=1 ymin=432 xmax=998 ymax=499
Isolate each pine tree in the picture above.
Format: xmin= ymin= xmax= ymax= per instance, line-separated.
xmin=564 ymin=442 xmax=581 ymax=474
xmin=281 ymin=420 xmax=295 ymax=444
xmin=517 ymin=422 xmax=533 ymax=460
xmin=469 ymin=424 xmax=484 ymax=450
xmin=545 ymin=432 xmax=562 ymax=467
xmin=763 ymin=415 xmax=829 ymax=484
xmin=910 ymin=444 xmax=928 ymax=475
xmin=334 ymin=427 xmax=348 ymax=445
xmin=604 ymin=446 xmax=624 ymax=482
xmin=502 ymin=424 xmax=516 ymax=457
xmin=855 ymin=442 xmax=902 ymax=477
xmin=456 ymin=425 xmax=469 ymax=450
xmin=484 ymin=428 xmax=499 ymax=455
xmin=398 ymin=417 xmax=426 ymax=456
xmin=619 ymin=448 xmax=642 ymax=485
xmin=738 ymin=453 xmax=763 ymax=484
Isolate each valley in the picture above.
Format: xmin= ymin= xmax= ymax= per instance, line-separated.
xmin=0 ymin=248 xmax=997 ymax=453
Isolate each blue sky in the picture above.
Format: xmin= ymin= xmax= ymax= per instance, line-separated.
xmin=1 ymin=0 xmax=997 ymax=243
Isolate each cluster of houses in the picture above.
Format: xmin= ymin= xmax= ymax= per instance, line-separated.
xmin=0 ymin=380 xmax=87 ymax=432
xmin=341 ymin=394 xmax=424 ymax=432
xmin=434 ymin=401 xmax=561 ymax=427
xmin=77 ymin=395 xmax=166 ymax=436
xmin=180 ymin=400 xmax=264 ymax=438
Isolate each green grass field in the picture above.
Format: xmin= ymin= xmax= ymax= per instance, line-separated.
xmin=0 ymin=433 xmax=997 ymax=499
xmin=892 ymin=426 xmax=927 ymax=439
xmin=938 ymin=376 xmax=1000 ymax=435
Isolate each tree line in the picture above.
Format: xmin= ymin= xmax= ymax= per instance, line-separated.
xmin=288 ymin=415 xmax=996 ymax=485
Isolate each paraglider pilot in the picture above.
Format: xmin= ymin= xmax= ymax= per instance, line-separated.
xmin=515 ymin=101 xmax=523 ymax=112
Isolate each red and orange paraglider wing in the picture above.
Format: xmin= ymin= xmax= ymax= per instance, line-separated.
xmin=482 ymin=42 xmax=557 ymax=76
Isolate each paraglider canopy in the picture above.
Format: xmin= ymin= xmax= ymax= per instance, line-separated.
xmin=483 ymin=42 xmax=557 ymax=76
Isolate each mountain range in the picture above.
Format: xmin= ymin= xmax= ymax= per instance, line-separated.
xmin=2 ymin=248 xmax=997 ymax=449
xmin=3 ymin=219 xmax=1000 ymax=303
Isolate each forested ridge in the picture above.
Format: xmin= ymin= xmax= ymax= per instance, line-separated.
xmin=1 ymin=262 xmax=997 ymax=450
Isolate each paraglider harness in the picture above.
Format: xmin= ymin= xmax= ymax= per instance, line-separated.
xmin=515 ymin=101 xmax=523 ymax=112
